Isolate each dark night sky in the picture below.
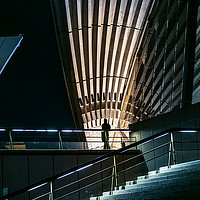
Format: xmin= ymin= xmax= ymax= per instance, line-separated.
xmin=0 ymin=0 xmax=75 ymax=129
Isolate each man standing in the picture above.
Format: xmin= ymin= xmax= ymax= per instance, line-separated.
xmin=102 ymin=118 xmax=111 ymax=149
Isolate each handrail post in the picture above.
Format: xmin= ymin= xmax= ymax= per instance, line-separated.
xmin=49 ymin=181 xmax=53 ymax=200
xmin=111 ymin=155 xmax=118 ymax=194
xmin=168 ymin=132 xmax=176 ymax=168
xmin=9 ymin=130 xmax=13 ymax=150
xmin=111 ymin=165 xmax=114 ymax=194
xmin=171 ymin=132 xmax=176 ymax=165
xmin=58 ymin=130 xmax=63 ymax=150
xmin=168 ymin=141 xmax=172 ymax=168
xmin=114 ymin=155 xmax=118 ymax=189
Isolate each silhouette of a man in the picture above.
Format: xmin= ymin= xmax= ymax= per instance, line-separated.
xmin=102 ymin=118 xmax=111 ymax=149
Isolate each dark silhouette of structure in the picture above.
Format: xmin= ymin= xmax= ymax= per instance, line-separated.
xmin=102 ymin=118 xmax=111 ymax=149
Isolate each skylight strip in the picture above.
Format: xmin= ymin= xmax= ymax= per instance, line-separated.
xmin=126 ymin=0 xmax=139 ymax=27
xmin=103 ymin=0 xmax=117 ymax=77
xmin=65 ymin=0 xmax=72 ymax=32
xmin=69 ymin=33 xmax=80 ymax=83
xmin=88 ymin=0 xmax=94 ymax=96
xmin=76 ymin=83 xmax=82 ymax=99
xmin=135 ymin=0 xmax=150 ymax=29
xmin=117 ymin=0 xmax=128 ymax=25
xmin=77 ymin=1 xmax=87 ymax=83
xmin=109 ymin=25 xmax=122 ymax=94
xmin=78 ymin=29 xmax=89 ymax=96
xmin=122 ymin=32 xmax=139 ymax=78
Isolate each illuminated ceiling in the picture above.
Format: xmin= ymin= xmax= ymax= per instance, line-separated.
xmin=52 ymin=0 xmax=154 ymax=129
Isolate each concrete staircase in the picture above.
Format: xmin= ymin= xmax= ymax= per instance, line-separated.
xmin=90 ymin=159 xmax=200 ymax=200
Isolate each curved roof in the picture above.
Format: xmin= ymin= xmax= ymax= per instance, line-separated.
xmin=51 ymin=0 xmax=154 ymax=129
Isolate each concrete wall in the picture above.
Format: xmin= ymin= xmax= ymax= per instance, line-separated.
xmin=130 ymin=102 xmax=200 ymax=171
xmin=0 ymin=150 xmax=147 ymax=200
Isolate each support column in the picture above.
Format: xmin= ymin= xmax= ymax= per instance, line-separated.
xmin=181 ymin=0 xmax=198 ymax=107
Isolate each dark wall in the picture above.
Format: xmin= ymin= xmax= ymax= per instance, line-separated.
xmin=130 ymin=102 xmax=200 ymax=171
xmin=0 ymin=150 xmax=147 ymax=200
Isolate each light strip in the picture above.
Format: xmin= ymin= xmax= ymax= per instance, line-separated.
xmin=84 ymin=130 xmax=99 ymax=133
xmin=36 ymin=130 xmax=47 ymax=132
xmin=154 ymin=132 xmax=169 ymax=140
xmin=57 ymin=171 xmax=75 ymax=180
xmin=47 ymin=130 xmax=58 ymax=132
xmin=73 ymin=130 xmax=84 ymax=133
xmin=12 ymin=129 xmax=24 ymax=132
xmin=28 ymin=183 xmax=47 ymax=192
xmin=61 ymin=130 xmax=72 ymax=133
xmin=179 ymin=130 xmax=197 ymax=133
xmin=138 ymin=140 xmax=152 ymax=147
xmin=75 ymin=164 xmax=93 ymax=172
xmin=0 ymin=129 xmax=6 ymax=131
xmin=95 ymin=157 xmax=109 ymax=164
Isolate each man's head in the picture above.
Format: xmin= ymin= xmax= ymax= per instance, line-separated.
xmin=104 ymin=118 xmax=107 ymax=124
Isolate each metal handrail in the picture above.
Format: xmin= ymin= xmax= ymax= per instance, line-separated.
xmin=0 ymin=129 xmax=135 ymax=150
xmin=32 ymin=192 xmax=50 ymax=200
xmin=0 ymin=127 xmax=199 ymax=200
xmin=54 ymin=163 xmax=113 ymax=192
xmin=54 ymin=142 xmax=172 ymax=199
xmin=116 ymin=142 xmax=171 ymax=167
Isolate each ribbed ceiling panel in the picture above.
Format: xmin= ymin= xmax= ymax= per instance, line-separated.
xmin=63 ymin=0 xmax=152 ymax=128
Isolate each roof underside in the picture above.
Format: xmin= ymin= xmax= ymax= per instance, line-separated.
xmin=52 ymin=0 xmax=153 ymax=129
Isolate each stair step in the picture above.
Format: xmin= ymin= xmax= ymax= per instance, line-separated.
xmin=137 ymin=175 xmax=149 ymax=180
xmin=148 ymin=170 xmax=159 ymax=176
xmin=126 ymin=180 xmax=137 ymax=186
xmin=113 ymin=174 xmax=200 ymax=196
xmin=130 ymin=171 xmax=200 ymax=187
xmin=118 ymin=185 xmax=125 ymax=190
xmin=138 ymin=166 xmax=200 ymax=184
xmin=90 ymin=159 xmax=200 ymax=200
xmin=158 ymin=164 xmax=200 ymax=175
xmin=172 ymin=159 xmax=200 ymax=169
xmin=101 ymin=182 xmax=200 ymax=200
xmin=102 ymin=191 xmax=112 ymax=197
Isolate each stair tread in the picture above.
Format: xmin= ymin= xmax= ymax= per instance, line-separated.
xmin=91 ymin=159 xmax=200 ymax=200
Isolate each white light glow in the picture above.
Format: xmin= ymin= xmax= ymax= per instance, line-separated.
xmin=36 ymin=130 xmax=47 ymax=132
xmin=61 ymin=130 xmax=73 ymax=133
xmin=179 ymin=130 xmax=197 ymax=133
xmin=12 ymin=129 xmax=24 ymax=132
xmin=47 ymin=130 xmax=58 ymax=132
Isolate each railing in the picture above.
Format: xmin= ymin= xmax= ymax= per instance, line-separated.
xmin=0 ymin=129 xmax=134 ymax=150
xmin=0 ymin=128 xmax=200 ymax=200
